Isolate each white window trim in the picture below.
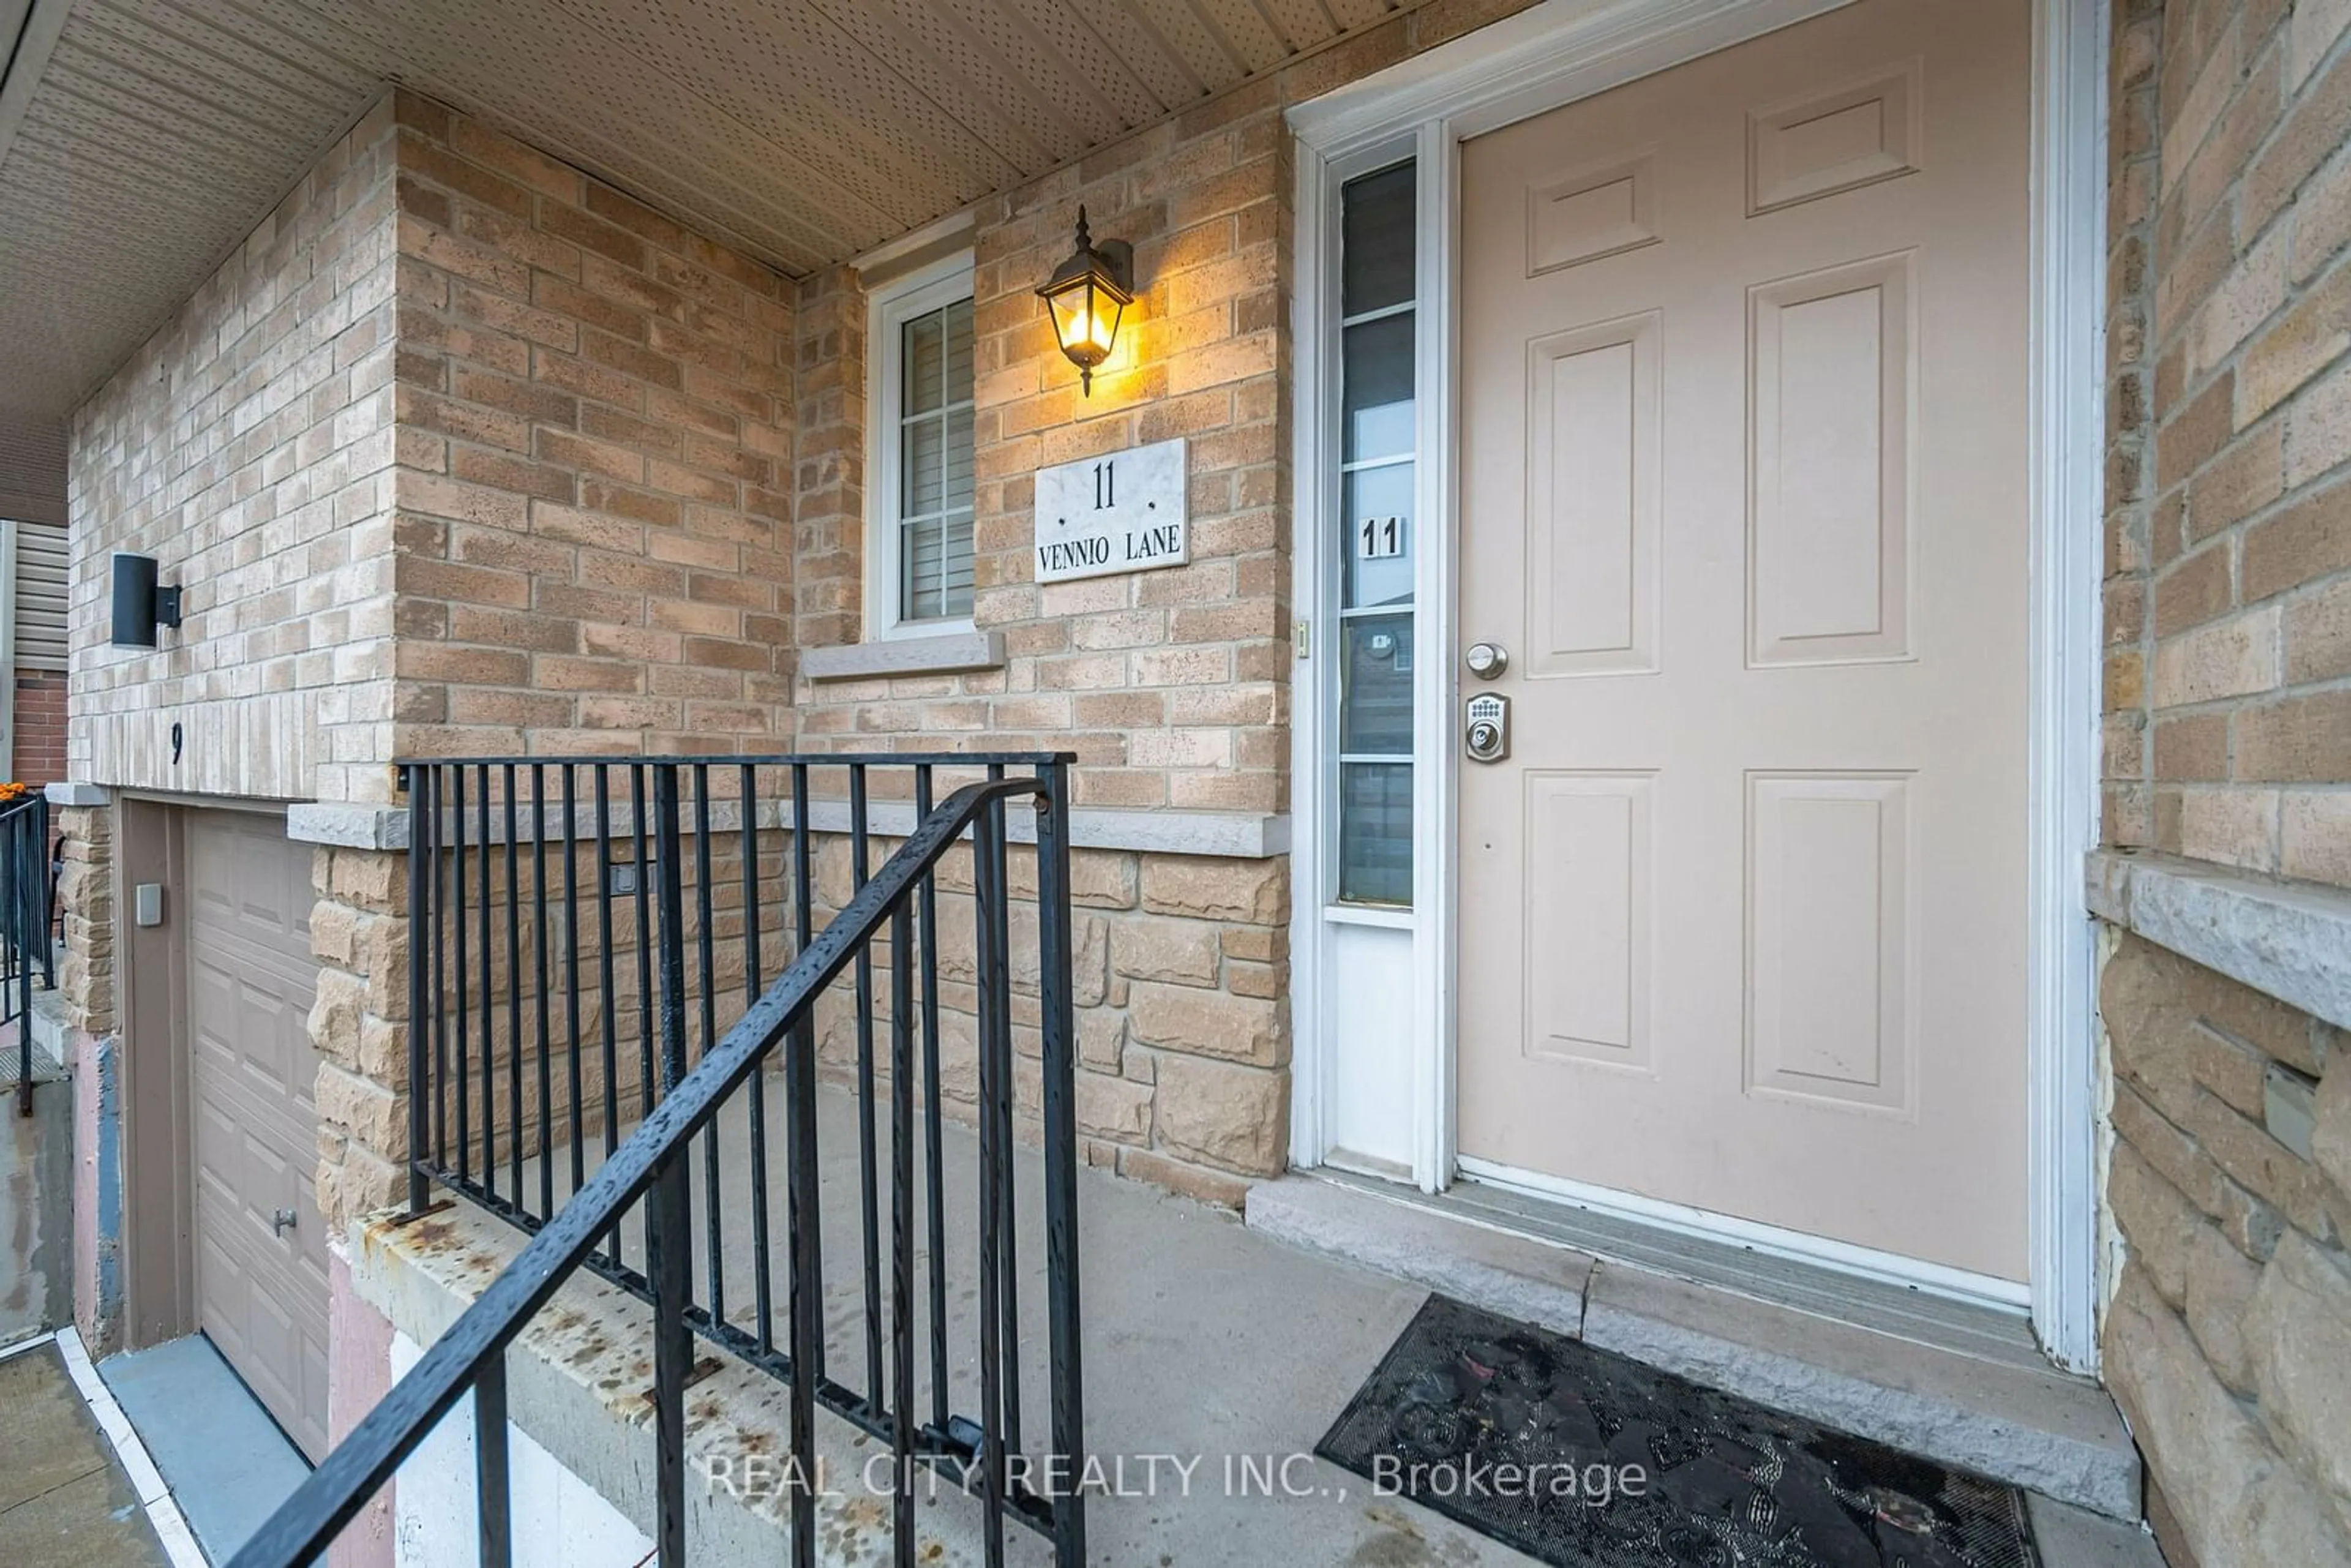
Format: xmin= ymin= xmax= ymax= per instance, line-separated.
xmin=863 ymin=250 xmax=978 ymax=642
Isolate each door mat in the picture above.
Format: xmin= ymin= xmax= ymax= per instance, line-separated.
xmin=1317 ymin=1294 xmax=2040 ymax=1567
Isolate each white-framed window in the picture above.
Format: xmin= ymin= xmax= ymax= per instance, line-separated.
xmin=865 ymin=253 xmax=978 ymax=637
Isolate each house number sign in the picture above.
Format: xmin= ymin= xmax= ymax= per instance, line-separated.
xmin=1033 ymin=437 xmax=1189 ymax=585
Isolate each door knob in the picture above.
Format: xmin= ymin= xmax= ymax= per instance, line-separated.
xmin=1465 ymin=642 xmax=1509 ymax=680
xmin=272 ymin=1207 xmax=298 ymax=1237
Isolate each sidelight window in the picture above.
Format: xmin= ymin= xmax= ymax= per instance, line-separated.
xmin=1333 ymin=161 xmax=1418 ymax=906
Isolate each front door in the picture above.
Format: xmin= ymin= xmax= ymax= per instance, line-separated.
xmin=1455 ymin=0 xmax=2032 ymax=1282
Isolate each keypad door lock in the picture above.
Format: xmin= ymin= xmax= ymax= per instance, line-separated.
xmin=1465 ymin=693 xmax=1510 ymax=763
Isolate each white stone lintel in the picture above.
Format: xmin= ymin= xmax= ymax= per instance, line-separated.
xmin=799 ymin=631 xmax=1005 ymax=683
xmin=43 ymin=782 xmax=110 ymax=808
xmin=2087 ymin=848 xmax=2351 ymax=1032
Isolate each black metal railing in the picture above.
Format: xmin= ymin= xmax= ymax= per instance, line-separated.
xmin=3 ymin=790 xmax=55 ymax=1116
xmin=234 ymin=752 xmax=1084 ymax=1567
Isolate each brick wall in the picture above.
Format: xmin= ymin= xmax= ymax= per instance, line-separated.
xmin=2104 ymin=0 xmax=2351 ymax=879
xmin=788 ymin=2 xmax=1540 ymax=1201
xmin=69 ymin=99 xmax=400 ymax=803
xmin=307 ymin=92 xmax=800 ymax=1228
xmin=13 ymin=669 xmax=66 ymax=787
xmin=66 ymin=7 xmax=1554 ymax=1226
xmin=2099 ymin=1 xmax=2351 ymax=1562
xmin=386 ymin=91 xmax=797 ymax=773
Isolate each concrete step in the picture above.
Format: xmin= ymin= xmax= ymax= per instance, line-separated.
xmin=1246 ymin=1173 xmax=2144 ymax=1523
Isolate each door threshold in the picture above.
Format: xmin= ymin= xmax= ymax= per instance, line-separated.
xmin=1247 ymin=1170 xmax=2140 ymax=1520
xmin=1454 ymin=1154 xmax=2030 ymax=1315
xmin=1436 ymin=1163 xmax=2039 ymax=1367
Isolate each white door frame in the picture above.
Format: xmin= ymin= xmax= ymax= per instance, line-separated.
xmin=1285 ymin=0 xmax=2108 ymax=1371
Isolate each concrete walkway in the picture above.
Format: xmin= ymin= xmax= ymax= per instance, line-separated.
xmin=359 ymin=1079 xmax=2172 ymax=1566
xmin=0 ymin=1340 xmax=171 ymax=1567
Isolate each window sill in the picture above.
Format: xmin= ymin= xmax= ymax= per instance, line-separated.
xmin=2086 ymin=848 xmax=2351 ymax=1032
xmin=800 ymin=630 xmax=1004 ymax=683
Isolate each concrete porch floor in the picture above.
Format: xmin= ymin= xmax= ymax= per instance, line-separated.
xmin=356 ymin=1078 xmax=2164 ymax=1565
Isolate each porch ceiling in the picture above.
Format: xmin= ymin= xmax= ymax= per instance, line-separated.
xmin=0 ymin=0 xmax=1422 ymax=471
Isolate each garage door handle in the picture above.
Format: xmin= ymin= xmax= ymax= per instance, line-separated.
xmin=272 ymin=1207 xmax=297 ymax=1237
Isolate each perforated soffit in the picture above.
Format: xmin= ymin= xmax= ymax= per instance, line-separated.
xmin=0 ymin=0 xmax=1426 ymax=435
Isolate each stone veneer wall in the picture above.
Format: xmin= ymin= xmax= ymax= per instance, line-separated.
xmin=2099 ymin=0 xmax=2351 ymax=1562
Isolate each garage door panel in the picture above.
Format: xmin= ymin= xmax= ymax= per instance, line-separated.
xmin=188 ymin=812 xmax=330 ymax=1461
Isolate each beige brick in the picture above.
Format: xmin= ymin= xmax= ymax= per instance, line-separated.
xmin=2244 ymin=476 xmax=2351 ymax=599
xmin=2282 ymin=790 xmax=2351 ymax=885
xmin=2151 ymin=606 xmax=2282 ymax=707
xmin=2237 ymin=255 xmax=2351 ymax=424
xmin=2237 ymin=689 xmax=2351 ymax=780
xmin=2178 ymin=786 xmax=2281 ymax=869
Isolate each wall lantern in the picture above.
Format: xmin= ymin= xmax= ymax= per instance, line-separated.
xmin=110 ymin=552 xmax=182 ymax=648
xmin=1037 ymin=205 xmax=1133 ymax=396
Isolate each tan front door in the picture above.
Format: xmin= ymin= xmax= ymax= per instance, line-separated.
xmin=1456 ymin=0 xmax=2031 ymax=1281
xmin=188 ymin=810 xmax=331 ymax=1457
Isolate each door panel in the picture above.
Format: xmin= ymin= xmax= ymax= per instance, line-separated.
xmin=1455 ymin=0 xmax=2031 ymax=1281
xmin=188 ymin=811 xmax=329 ymax=1458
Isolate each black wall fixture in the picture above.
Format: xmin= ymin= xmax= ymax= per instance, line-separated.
xmin=110 ymin=553 xmax=182 ymax=648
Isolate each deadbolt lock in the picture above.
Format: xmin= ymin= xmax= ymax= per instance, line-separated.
xmin=1464 ymin=693 xmax=1510 ymax=763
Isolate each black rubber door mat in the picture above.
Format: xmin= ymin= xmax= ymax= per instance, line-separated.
xmin=1317 ymin=1295 xmax=2041 ymax=1567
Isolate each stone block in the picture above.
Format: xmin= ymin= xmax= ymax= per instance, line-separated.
xmin=2183 ymin=1222 xmax=2262 ymax=1394
xmin=1076 ymin=1008 xmax=1124 ymax=1073
xmin=2114 ymin=1082 xmax=2288 ymax=1259
xmin=1110 ymin=915 xmax=1222 ymax=986
xmin=1125 ymin=980 xmax=1284 ymax=1067
xmin=2184 ymin=1086 xmax=2339 ymax=1244
xmin=1114 ymin=1146 xmax=1250 ymax=1209
xmin=2104 ymin=1267 xmax=2351 ymax=1567
xmin=1074 ymin=1070 xmax=1152 ymax=1142
xmin=309 ymin=966 xmax=372 ymax=1073
xmin=1152 ymin=1054 xmax=1285 ymax=1176
xmin=2315 ymin=1057 xmax=2351 ymax=1207
xmin=316 ymin=1062 xmax=406 ymax=1159
xmin=1138 ymin=857 xmax=1286 ymax=924
xmin=2247 ymin=1231 xmax=2351 ymax=1543
xmin=2110 ymin=1142 xmax=2201 ymax=1305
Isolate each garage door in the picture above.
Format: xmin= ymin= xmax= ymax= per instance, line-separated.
xmin=187 ymin=811 xmax=330 ymax=1459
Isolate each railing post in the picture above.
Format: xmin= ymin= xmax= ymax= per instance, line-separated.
xmin=971 ymin=798 xmax=1009 ymax=1566
xmin=1033 ymin=760 xmax=1086 ymax=1566
xmin=653 ymin=766 xmax=688 ymax=1098
xmin=406 ymin=766 xmax=432 ymax=1217
xmin=36 ymin=792 xmax=53 ymax=991
xmin=474 ymin=1351 xmax=512 ymax=1568
xmin=785 ymin=761 xmax=820 ymax=1568
xmin=13 ymin=803 xmax=29 ymax=1119
xmin=647 ymin=1151 xmax=691 ymax=1568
